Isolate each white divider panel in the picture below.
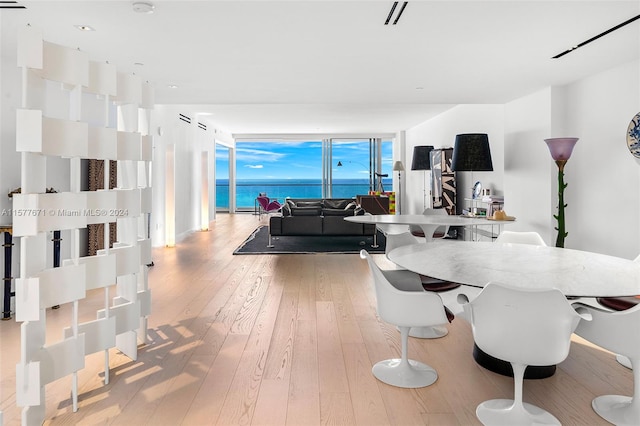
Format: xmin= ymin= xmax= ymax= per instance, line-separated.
xmin=16 ymin=110 xmax=89 ymax=157
xmin=20 ymin=320 xmax=46 ymax=362
xmin=17 ymin=25 xmax=43 ymax=69
xmin=88 ymin=126 xmax=117 ymax=160
xmin=115 ymin=73 xmax=142 ymax=105
xmin=63 ymin=253 xmax=116 ymax=290
xmin=140 ymin=187 xmax=152 ymax=214
xmin=85 ymin=190 xmax=118 ymax=225
xmin=12 ymin=192 xmax=87 ymax=236
xmin=115 ymin=188 xmax=141 ymax=218
xmin=141 ymin=134 xmax=152 ymax=161
xmin=116 ymin=131 xmax=141 ymax=161
xmin=15 ymin=264 xmax=86 ymax=321
xmin=39 ymin=42 xmax=89 ymax=87
xmin=39 ymin=336 xmax=86 ymax=385
xmin=97 ymin=299 xmax=140 ymax=359
xmin=87 ymin=61 xmax=116 ymax=96
xmin=15 ymin=25 xmax=153 ymax=424
xmin=63 ymin=317 xmax=116 ymax=355
xmin=116 ymin=274 xmax=137 ymax=303
xmin=138 ymin=238 xmax=152 ymax=266
xmin=20 ymin=234 xmax=46 ymax=278
xmin=15 ymin=362 xmax=41 ymax=407
xmin=104 ymin=244 xmax=140 ymax=277
xmin=141 ymin=82 xmax=154 ymax=110
xmin=17 ymin=335 xmax=85 ymax=404
xmin=138 ymin=289 xmax=151 ymax=317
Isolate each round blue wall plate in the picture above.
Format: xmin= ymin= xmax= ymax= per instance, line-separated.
xmin=626 ymin=112 xmax=640 ymax=158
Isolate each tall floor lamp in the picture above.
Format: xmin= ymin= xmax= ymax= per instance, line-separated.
xmin=392 ymin=160 xmax=405 ymax=214
xmin=411 ymin=146 xmax=434 ymax=210
xmin=544 ymin=137 xmax=579 ymax=248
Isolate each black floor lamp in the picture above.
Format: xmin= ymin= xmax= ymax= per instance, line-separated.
xmin=451 ymin=134 xmax=493 ymax=199
xmin=411 ymin=145 xmax=434 ymax=210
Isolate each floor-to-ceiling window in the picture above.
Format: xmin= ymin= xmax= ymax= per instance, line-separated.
xmin=329 ymin=139 xmax=392 ymax=198
xmin=234 ymin=139 xmax=392 ymax=210
xmin=215 ymin=143 xmax=230 ymax=211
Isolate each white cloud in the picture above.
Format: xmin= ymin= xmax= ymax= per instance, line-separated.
xmin=246 ymin=164 xmax=264 ymax=169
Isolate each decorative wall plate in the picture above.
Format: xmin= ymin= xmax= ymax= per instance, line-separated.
xmin=626 ymin=112 xmax=640 ymax=158
xmin=472 ymin=181 xmax=482 ymax=199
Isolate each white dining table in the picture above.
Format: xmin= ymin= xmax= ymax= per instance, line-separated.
xmin=387 ymin=241 xmax=640 ymax=298
xmin=345 ymin=214 xmax=512 ymax=242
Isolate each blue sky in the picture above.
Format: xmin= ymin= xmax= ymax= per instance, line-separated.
xmin=216 ymin=140 xmax=393 ymax=180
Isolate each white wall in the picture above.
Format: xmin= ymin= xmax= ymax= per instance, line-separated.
xmin=405 ymin=60 xmax=640 ymax=258
xmin=405 ymin=105 xmax=505 ymax=215
xmin=561 ymin=59 xmax=640 ymax=257
xmin=504 ymin=88 xmax=554 ymax=241
xmin=151 ymin=105 xmax=233 ymax=246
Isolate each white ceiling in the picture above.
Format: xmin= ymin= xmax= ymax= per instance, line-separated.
xmin=3 ymin=0 xmax=640 ymax=135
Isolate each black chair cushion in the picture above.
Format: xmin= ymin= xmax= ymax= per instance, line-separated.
xmin=596 ymin=296 xmax=640 ymax=311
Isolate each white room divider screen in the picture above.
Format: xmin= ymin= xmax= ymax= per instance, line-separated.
xmin=12 ymin=25 xmax=153 ymax=425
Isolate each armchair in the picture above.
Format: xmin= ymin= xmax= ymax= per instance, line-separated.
xmin=458 ymin=282 xmax=589 ymax=425
xmin=256 ymin=196 xmax=282 ymax=218
xmin=360 ymin=250 xmax=451 ymax=388
xmin=573 ymin=302 xmax=640 ymax=426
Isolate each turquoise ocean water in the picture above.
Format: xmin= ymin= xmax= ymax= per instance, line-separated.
xmin=216 ymin=178 xmax=392 ymax=209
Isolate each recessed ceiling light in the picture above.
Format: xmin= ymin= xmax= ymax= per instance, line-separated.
xmin=168 ymin=84 xmax=178 ymax=89
xmin=75 ymin=25 xmax=95 ymax=31
xmin=132 ymin=1 xmax=154 ymax=14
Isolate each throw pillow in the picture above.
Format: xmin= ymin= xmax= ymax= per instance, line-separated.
xmin=322 ymin=199 xmax=350 ymax=209
xmin=343 ymin=201 xmax=356 ymax=210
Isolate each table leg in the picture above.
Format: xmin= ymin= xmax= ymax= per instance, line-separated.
xmin=2 ymin=231 xmax=13 ymax=320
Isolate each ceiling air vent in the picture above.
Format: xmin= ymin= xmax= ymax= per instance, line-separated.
xmin=178 ymin=113 xmax=191 ymax=124
xmin=0 ymin=1 xmax=26 ymax=9
xmin=198 ymin=122 xmax=207 ymax=131
xmin=384 ymin=2 xmax=407 ymax=25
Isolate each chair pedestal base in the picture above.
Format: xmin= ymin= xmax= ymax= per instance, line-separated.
xmin=617 ymin=354 xmax=632 ymax=369
xmin=477 ymin=399 xmax=560 ymax=426
xmin=408 ymin=325 xmax=448 ymax=339
xmin=372 ymin=358 xmax=437 ymax=388
xmin=592 ymin=395 xmax=640 ymax=426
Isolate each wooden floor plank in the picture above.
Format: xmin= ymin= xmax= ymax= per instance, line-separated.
xmin=0 ymin=213 xmax=630 ymax=426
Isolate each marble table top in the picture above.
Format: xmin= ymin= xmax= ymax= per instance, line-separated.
xmin=387 ymin=241 xmax=640 ymax=297
xmin=345 ymin=214 xmax=509 ymax=227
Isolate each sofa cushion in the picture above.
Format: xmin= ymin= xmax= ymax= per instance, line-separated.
xmin=295 ymin=201 xmax=322 ymax=208
xmin=322 ymin=199 xmax=351 ymax=209
xmin=322 ymin=208 xmax=354 ymax=217
xmin=290 ymin=207 xmax=322 ymax=216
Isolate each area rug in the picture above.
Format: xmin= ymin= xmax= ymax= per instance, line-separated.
xmin=233 ymin=226 xmax=386 ymax=255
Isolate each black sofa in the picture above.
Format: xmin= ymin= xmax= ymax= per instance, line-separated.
xmin=268 ymin=198 xmax=376 ymax=245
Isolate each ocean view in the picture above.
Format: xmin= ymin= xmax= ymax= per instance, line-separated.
xmin=216 ymin=178 xmax=392 ymax=209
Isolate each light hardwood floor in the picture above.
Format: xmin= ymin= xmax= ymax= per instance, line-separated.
xmin=0 ymin=213 xmax=631 ymax=425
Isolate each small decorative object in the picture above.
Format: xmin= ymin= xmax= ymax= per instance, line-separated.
xmin=626 ymin=112 xmax=640 ymax=158
xmin=472 ymin=181 xmax=482 ymax=199
xmin=544 ymin=137 xmax=579 ymax=248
